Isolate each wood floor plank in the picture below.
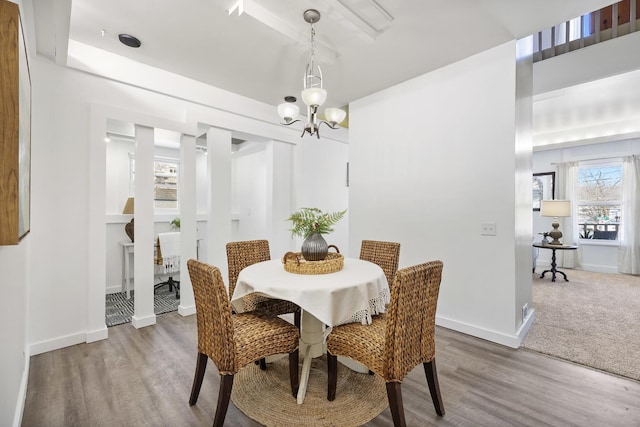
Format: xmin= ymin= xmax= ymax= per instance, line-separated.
xmin=22 ymin=313 xmax=640 ymax=426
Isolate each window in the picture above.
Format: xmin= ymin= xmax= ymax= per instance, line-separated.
xmin=129 ymin=155 xmax=180 ymax=210
xmin=577 ymin=161 xmax=622 ymax=240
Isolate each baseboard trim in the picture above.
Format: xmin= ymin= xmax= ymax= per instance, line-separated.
xmin=580 ymin=263 xmax=619 ymax=274
xmin=131 ymin=314 xmax=157 ymax=329
xmin=86 ymin=326 xmax=108 ymax=343
xmin=515 ymin=308 xmax=536 ymax=346
xmin=178 ymin=304 xmax=196 ymax=316
xmin=436 ymin=315 xmax=523 ymax=349
xmin=12 ymin=351 xmax=29 ymax=427
xmin=30 ymin=331 xmax=86 ymax=356
xmin=106 ymin=285 xmax=125 ymax=294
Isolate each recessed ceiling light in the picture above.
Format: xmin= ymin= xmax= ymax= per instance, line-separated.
xmin=118 ymin=34 xmax=141 ymax=48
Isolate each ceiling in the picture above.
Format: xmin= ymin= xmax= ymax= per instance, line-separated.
xmin=31 ymin=0 xmax=615 ymax=113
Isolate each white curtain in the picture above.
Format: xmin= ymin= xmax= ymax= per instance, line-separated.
xmin=558 ymin=161 xmax=581 ymax=268
xmin=618 ymin=155 xmax=640 ymax=274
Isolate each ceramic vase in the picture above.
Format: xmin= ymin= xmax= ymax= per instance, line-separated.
xmin=125 ymin=218 xmax=135 ymax=242
xmin=301 ymin=233 xmax=328 ymax=261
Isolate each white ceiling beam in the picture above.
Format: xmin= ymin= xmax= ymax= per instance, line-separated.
xmin=323 ymin=0 xmax=379 ymax=42
xmin=228 ymin=0 xmax=337 ymax=64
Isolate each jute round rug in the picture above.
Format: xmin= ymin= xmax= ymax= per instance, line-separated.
xmin=231 ymin=355 xmax=387 ymax=427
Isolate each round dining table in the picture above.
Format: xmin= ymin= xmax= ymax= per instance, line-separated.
xmin=232 ymin=257 xmax=390 ymax=404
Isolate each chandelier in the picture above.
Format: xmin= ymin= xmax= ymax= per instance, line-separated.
xmin=277 ymin=9 xmax=346 ymax=138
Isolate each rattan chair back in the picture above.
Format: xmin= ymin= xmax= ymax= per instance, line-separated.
xmin=226 ymin=240 xmax=300 ymax=323
xmin=187 ymin=259 xmax=301 ymax=426
xmin=187 ymin=259 xmax=237 ymax=373
xmin=226 ymin=239 xmax=271 ymax=299
xmin=359 ymin=240 xmax=401 ymax=286
xmin=326 ymin=260 xmax=445 ymax=424
xmin=384 ymin=260 xmax=443 ymax=381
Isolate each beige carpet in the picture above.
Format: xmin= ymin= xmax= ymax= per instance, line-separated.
xmin=523 ymin=268 xmax=640 ymax=381
xmin=231 ymin=354 xmax=387 ymax=427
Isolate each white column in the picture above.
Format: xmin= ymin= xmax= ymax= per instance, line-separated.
xmin=86 ymin=107 xmax=108 ymax=342
xmin=178 ymin=133 xmax=197 ymax=316
xmin=206 ymin=127 xmax=232 ymax=283
xmin=132 ymin=124 xmax=156 ymax=328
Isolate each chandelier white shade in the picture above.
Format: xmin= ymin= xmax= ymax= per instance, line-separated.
xmin=277 ymin=102 xmax=299 ymax=123
xmin=277 ymin=9 xmax=346 ymax=138
xmin=301 ymin=88 xmax=327 ymax=108
xmin=324 ymin=108 xmax=347 ymax=126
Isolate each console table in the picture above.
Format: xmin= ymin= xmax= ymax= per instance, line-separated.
xmin=119 ymin=239 xmax=201 ymax=299
xmin=533 ymin=243 xmax=578 ymax=282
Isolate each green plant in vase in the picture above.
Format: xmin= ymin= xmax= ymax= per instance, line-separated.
xmin=287 ymin=207 xmax=346 ymax=261
xmin=170 ymin=217 xmax=181 ymax=231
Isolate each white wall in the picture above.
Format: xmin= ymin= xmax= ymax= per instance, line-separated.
xmin=534 ymin=31 xmax=640 ymax=96
xmin=348 ymin=41 xmax=533 ymax=347
xmin=231 ymin=143 xmax=268 ymax=241
xmin=0 ymin=239 xmax=29 ymax=426
xmin=295 ymin=138 xmax=350 ymax=255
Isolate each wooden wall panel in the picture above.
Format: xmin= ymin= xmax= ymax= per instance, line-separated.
xmin=0 ymin=0 xmax=29 ymax=245
xmin=0 ymin=0 xmax=20 ymax=245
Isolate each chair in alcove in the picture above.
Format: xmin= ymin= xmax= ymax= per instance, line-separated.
xmin=154 ymin=232 xmax=181 ymax=298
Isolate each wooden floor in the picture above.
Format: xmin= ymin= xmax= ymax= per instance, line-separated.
xmin=23 ymin=312 xmax=640 ymax=427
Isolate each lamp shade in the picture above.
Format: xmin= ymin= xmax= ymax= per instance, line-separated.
xmin=277 ymin=102 xmax=300 ymax=123
xmin=324 ymin=108 xmax=346 ymax=125
xmin=122 ymin=197 xmax=134 ymax=214
xmin=301 ymin=87 xmax=327 ymax=107
xmin=540 ymin=200 xmax=571 ymax=217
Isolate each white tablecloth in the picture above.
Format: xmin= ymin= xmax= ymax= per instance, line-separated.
xmin=232 ymin=258 xmax=390 ymax=327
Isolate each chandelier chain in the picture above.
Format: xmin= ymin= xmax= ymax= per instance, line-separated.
xmin=309 ymin=24 xmax=316 ymax=64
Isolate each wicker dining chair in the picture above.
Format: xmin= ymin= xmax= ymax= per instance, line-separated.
xmin=227 ymin=240 xmax=301 ymax=328
xmin=326 ymin=260 xmax=445 ymax=426
xmin=187 ymin=259 xmax=300 ymax=427
xmin=359 ymin=240 xmax=401 ymax=288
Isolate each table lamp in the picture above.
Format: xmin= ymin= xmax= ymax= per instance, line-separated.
xmin=540 ymin=200 xmax=571 ymax=245
xmin=123 ymin=197 xmax=134 ymax=242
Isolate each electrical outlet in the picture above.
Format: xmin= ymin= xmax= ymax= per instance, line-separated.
xmin=481 ymin=222 xmax=496 ymax=236
xmin=522 ymin=303 xmax=529 ymax=320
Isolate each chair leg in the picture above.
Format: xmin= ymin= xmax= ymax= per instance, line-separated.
xmin=289 ymin=349 xmax=299 ymax=398
xmin=259 ymin=358 xmax=267 ymax=370
xmin=327 ymin=352 xmax=338 ymax=401
xmin=213 ymin=374 xmax=234 ymax=427
xmin=385 ymin=382 xmax=406 ymax=427
xmin=294 ymin=310 xmax=301 ymax=330
xmin=423 ymin=359 xmax=445 ymax=416
xmin=189 ymin=352 xmax=208 ymax=405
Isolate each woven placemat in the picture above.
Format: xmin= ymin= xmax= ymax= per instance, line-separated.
xmin=231 ymin=354 xmax=387 ymax=427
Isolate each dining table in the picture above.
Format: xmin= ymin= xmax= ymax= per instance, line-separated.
xmin=231 ymin=257 xmax=390 ymax=404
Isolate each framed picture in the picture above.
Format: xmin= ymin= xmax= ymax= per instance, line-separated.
xmin=532 ymin=172 xmax=555 ymax=211
xmin=0 ymin=1 xmax=31 ymax=245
